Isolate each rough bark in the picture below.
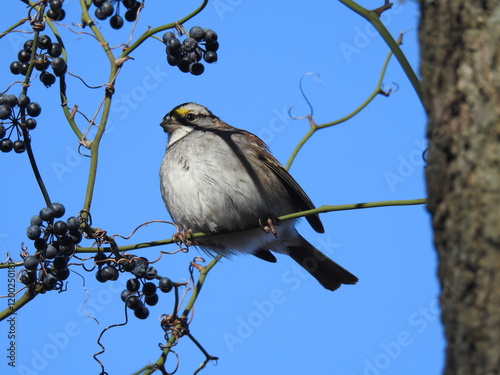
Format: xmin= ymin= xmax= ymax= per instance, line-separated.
xmin=419 ymin=1 xmax=500 ymax=375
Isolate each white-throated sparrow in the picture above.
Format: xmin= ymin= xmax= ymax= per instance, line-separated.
xmin=159 ymin=102 xmax=358 ymax=291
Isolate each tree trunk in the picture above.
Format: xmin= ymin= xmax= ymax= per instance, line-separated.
xmin=419 ymin=1 xmax=500 ymax=374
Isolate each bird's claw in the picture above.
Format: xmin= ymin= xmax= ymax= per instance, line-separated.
xmin=259 ymin=216 xmax=279 ymax=238
xmin=172 ymin=229 xmax=193 ymax=247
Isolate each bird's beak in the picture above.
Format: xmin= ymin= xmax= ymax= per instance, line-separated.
xmin=160 ymin=115 xmax=176 ymax=133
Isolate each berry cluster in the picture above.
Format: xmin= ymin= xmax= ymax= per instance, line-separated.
xmin=94 ymin=253 xmax=173 ymax=319
xmin=10 ymin=34 xmax=65 ymax=87
xmin=46 ymin=0 xmax=66 ymax=21
xmin=0 ymin=94 xmax=41 ymax=153
xmin=93 ymin=0 xmax=142 ymax=29
xmin=163 ymin=26 xmax=219 ymax=76
xmin=21 ymin=203 xmax=82 ymax=291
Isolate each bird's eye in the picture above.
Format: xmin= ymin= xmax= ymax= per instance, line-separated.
xmin=186 ymin=113 xmax=197 ymax=122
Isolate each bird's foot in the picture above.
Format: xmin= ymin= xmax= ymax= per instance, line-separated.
xmin=259 ymin=216 xmax=279 ymax=238
xmin=172 ymin=229 xmax=194 ymax=247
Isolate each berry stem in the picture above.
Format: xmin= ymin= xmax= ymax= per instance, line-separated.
xmin=21 ymin=126 xmax=52 ymax=207
xmin=44 ymin=16 xmax=84 ymax=140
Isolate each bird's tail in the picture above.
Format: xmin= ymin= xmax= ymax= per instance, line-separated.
xmin=287 ymin=236 xmax=358 ymax=291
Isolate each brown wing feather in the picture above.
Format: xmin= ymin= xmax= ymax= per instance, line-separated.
xmin=245 ymin=132 xmax=325 ymax=233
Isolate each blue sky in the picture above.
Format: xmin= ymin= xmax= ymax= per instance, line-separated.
xmin=1 ymin=1 xmax=443 ymax=374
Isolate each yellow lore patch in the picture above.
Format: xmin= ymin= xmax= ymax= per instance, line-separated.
xmin=174 ymin=107 xmax=190 ymax=116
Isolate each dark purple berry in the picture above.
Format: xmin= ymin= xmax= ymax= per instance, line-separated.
xmin=18 ymin=63 xmax=29 ymax=75
xmin=51 ymin=57 xmax=67 ymax=76
xmin=204 ymin=51 xmax=218 ymax=63
xmin=0 ymin=139 xmax=13 ymax=153
xmin=166 ymin=54 xmax=178 ymax=66
xmin=166 ymin=37 xmax=181 ymax=52
xmin=182 ymin=37 xmax=198 ymax=52
xmin=27 ymin=102 xmax=42 ymax=117
xmin=68 ymin=229 xmax=82 ymax=244
xmin=43 ymin=273 xmax=58 ymax=287
xmin=124 ymin=3 xmax=140 ymax=22
xmin=10 ymin=61 xmax=20 ymax=75
xmin=132 ymin=258 xmax=147 ymax=278
xmin=25 ymin=118 xmax=37 ymax=130
xmin=23 ymin=40 xmax=33 ymax=53
xmin=110 ymin=15 xmax=124 ymax=29
xmin=18 ymin=49 xmax=31 ymax=63
xmin=56 ymin=8 xmax=66 ymax=21
xmin=13 ymin=140 xmax=26 ymax=153
xmin=47 ymin=8 xmax=64 ymax=20
xmin=126 ymin=278 xmax=140 ymax=292
xmin=20 ymin=271 xmax=36 ymax=285
xmin=142 ymin=282 xmax=157 ymax=297
xmin=34 ymin=55 xmax=50 ymax=71
xmin=40 ymin=71 xmax=56 ymax=87
xmin=126 ymin=295 xmax=141 ymax=309
xmin=189 ymin=26 xmax=205 ymax=41
xmin=66 ymin=216 xmax=80 ymax=230
xmin=159 ymin=277 xmax=173 ymax=293
xmin=31 ymin=215 xmax=43 ymax=226
xmin=34 ymin=238 xmax=47 ymax=251
xmin=145 ymin=266 xmax=157 ymax=280
xmin=17 ymin=94 xmax=30 ymax=108
xmin=162 ymin=31 xmax=176 ymax=44
xmin=23 ymin=255 xmax=39 ymax=270
xmin=95 ymin=269 xmax=106 ymax=283
xmin=189 ymin=62 xmax=204 ymax=75
xmin=99 ymin=1 xmax=114 ymax=18
xmin=134 ymin=304 xmax=149 ymax=319
xmin=0 ymin=125 xmax=4 ymax=138
xmin=39 ymin=206 xmax=55 ymax=221
xmin=53 ymin=220 xmax=68 ymax=235
xmin=53 ymin=255 xmax=68 ymax=270
xmin=50 ymin=202 xmax=65 ymax=218
xmin=56 ymin=269 xmax=70 ymax=280
xmin=145 ymin=293 xmax=159 ymax=306
xmin=204 ymin=29 xmax=218 ymax=43
xmin=38 ymin=35 xmax=52 ymax=49
xmin=58 ymin=237 xmax=74 ymax=255
xmin=205 ymin=41 xmax=219 ymax=52
xmin=177 ymin=58 xmax=190 ymax=73
xmin=3 ymin=95 xmax=17 ymax=107
xmin=49 ymin=0 xmax=63 ymax=12
xmin=27 ymin=224 xmax=41 ymax=240
xmin=122 ymin=0 xmax=136 ymax=8
xmin=101 ymin=265 xmax=118 ymax=281
xmin=43 ymin=243 xmax=58 ymax=259
xmin=48 ymin=43 xmax=62 ymax=58
xmin=94 ymin=251 xmax=107 ymax=263
xmin=94 ymin=7 xmax=106 ymax=20
xmin=0 ymin=105 xmax=11 ymax=120
xmin=121 ymin=290 xmax=132 ymax=302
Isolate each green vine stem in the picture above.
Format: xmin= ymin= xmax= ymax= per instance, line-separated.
xmin=72 ymin=198 xmax=427 ymax=254
xmin=0 ymin=198 xmax=425 ymax=320
xmin=338 ymin=0 xmax=423 ymax=103
xmin=139 ymin=255 xmax=221 ymax=375
xmin=78 ymin=0 xmax=209 ymax=222
xmin=285 ymin=38 xmax=396 ymax=170
xmin=0 ymin=17 xmax=30 ymax=39
xmin=0 ymin=288 xmax=37 ymax=321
